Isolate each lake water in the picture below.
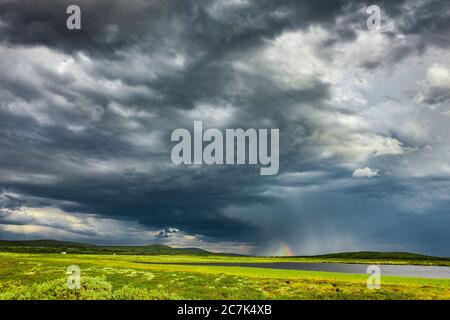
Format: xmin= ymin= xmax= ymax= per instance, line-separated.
xmin=145 ymin=262 xmax=450 ymax=279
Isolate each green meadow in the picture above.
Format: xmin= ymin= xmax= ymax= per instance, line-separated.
xmin=1 ymin=251 xmax=449 ymax=300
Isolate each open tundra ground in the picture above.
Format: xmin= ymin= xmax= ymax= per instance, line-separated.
xmin=0 ymin=252 xmax=449 ymax=300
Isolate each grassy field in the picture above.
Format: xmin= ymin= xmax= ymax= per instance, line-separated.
xmin=0 ymin=252 xmax=449 ymax=300
xmin=1 ymin=239 xmax=449 ymax=266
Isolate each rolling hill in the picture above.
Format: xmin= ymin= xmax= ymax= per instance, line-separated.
xmin=0 ymin=239 xmax=216 ymax=255
xmin=0 ymin=240 xmax=448 ymax=262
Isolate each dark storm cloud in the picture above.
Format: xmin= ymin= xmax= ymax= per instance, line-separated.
xmin=0 ymin=0 xmax=450 ymax=255
xmin=394 ymin=0 xmax=450 ymax=48
xmin=420 ymin=87 xmax=450 ymax=106
xmin=0 ymin=191 xmax=24 ymax=217
xmin=0 ymin=0 xmax=413 ymax=55
xmin=0 ymin=0 xmax=167 ymax=56
xmin=0 ymin=0 xmax=447 ymax=61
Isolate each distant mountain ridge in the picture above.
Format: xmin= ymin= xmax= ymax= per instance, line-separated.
xmin=0 ymin=239 xmax=218 ymax=255
xmin=0 ymin=239 xmax=448 ymax=260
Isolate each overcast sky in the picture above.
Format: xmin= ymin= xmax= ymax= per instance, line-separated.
xmin=0 ymin=0 xmax=450 ymax=256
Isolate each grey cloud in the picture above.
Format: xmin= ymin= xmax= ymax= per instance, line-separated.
xmin=0 ymin=0 xmax=449 ymax=255
xmin=0 ymin=191 xmax=24 ymax=217
xmin=156 ymin=227 xmax=180 ymax=238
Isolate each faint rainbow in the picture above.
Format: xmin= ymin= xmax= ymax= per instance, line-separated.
xmin=280 ymin=242 xmax=294 ymax=256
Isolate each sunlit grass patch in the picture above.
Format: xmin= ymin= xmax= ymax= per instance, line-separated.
xmin=0 ymin=252 xmax=449 ymax=300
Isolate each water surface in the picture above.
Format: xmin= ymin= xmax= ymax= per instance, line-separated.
xmin=144 ymin=262 xmax=450 ymax=279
